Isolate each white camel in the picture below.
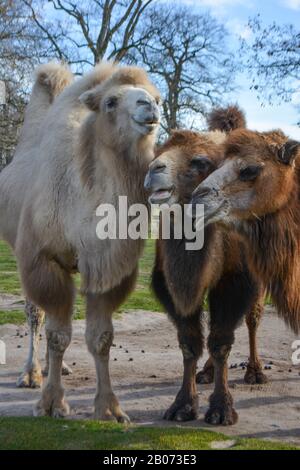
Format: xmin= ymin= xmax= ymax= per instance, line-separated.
xmin=1 ymin=63 xmax=74 ymax=388
xmin=0 ymin=61 xmax=160 ymax=421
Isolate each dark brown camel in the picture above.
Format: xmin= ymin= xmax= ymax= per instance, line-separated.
xmin=144 ymin=109 xmax=265 ymax=425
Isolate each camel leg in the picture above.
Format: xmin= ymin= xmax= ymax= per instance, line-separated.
xmin=151 ymin=265 xmax=202 ymax=421
xmin=196 ymin=356 xmax=214 ymax=384
xmin=16 ymin=300 xmax=44 ymax=388
xmin=85 ymin=270 xmax=137 ymax=423
xmin=244 ymin=292 xmax=268 ymax=384
xmin=198 ymin=291 xmax=267 ymax=386
xmin=34 ymin=311 xmax=72 ymax=418
xmin=43 ymin=343 xmax=73 ymax=377
xmin=205 ymin=267 xmax=259 ymax=426
xmin=164 ymin=310 xmax=203 ymax=422
xmin=22 ymin=255 xmax=75 ymax=418
xmin=205 ymin=332 xmax=237 ymax=425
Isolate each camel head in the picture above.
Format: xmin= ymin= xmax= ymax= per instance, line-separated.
xmin=79 ymin=66 xmax=161 ymax=148
xmin=191 ymin=129 xmax=300 ymax=228
xmin=144 ymin=130 xmax=225 ymax=205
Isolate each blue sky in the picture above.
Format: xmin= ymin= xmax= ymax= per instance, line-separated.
xmin=177 ymin=0 xmax=300 ymax=138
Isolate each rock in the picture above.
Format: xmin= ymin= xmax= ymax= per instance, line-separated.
xmin=211 ymin=440 xmax=236 ymax=450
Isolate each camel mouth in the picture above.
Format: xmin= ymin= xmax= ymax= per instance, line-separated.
xmin=132 ymin=117 xmax=159 ymax=133
xmin=193 ymin=200 xmax=229 ymax=229
xmin=148 ymin=187 xmax=174 ymax=204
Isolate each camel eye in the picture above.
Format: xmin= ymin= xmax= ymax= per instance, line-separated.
xmin=105 ymin=96 xmax=118 ymax=111
xmin=239 ymin=165 xmax=263 ymax=182
xmin=190 ymin=155 xmax=214 ymax=174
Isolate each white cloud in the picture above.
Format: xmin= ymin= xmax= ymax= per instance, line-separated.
xmin=292 ymin=92 xmax=300 ymax=106
xmin=282 ymin=0 xmax=300 ymax=10
xmin=176 ymin=0 xmax=251 ymax=9
xmin=226 ymin=18 xmax=253 ymax=39
xmin=176 ymin=0 xmax=254 ymax=19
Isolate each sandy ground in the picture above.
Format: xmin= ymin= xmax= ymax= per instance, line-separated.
xmin=0 ymin=297 xmax=300 ymax=446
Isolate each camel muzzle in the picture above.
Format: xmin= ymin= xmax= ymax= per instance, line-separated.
xmin=144 ymin=167 xmax=174 ymax=204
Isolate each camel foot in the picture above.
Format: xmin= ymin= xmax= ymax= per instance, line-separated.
xmin=196 ymin=366 xmax=214 ymax=384
xmin=94 ymin=393 xmax=130 ymax=424
xmin=16 ymin=365 xmax=43 ymax=388
xmin=244 ymin=365 xmax=268 ymax=385
xmin=205 ymin=392 xmax=238 ymax=426
xmin=62 ymin=361 xmax=73 ymax=376
xmin=164 ymin=393 xmax=199 ymax=422
xmin=33 ymin=384 xmax=70 ymax=418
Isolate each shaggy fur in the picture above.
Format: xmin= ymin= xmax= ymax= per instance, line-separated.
xmin=1 ymin=61 xmax=160 ymax=420
xmin=0 ymin=63 xmax=74 ymax=388
xmin=192 ymin=128 xmax=300 ymax=336
xmin=207 ymin=105 xmax=247 ymax=133
xmin=226 ymin=130 xmax=300 ymax=333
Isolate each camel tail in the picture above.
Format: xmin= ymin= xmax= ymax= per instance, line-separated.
xmin=207 ymin=105 xmax=247 ymax=133
xmin=270 ymin=282 xmax=300 ymax=335
xmin=277 ymin=306 xmax=300 ymax=336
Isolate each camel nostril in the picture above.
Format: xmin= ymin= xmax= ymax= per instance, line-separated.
xmin=144 ymin=172 xmax=152 ymax=190
xmin=194 ymin=186 xmax=212 ymax=199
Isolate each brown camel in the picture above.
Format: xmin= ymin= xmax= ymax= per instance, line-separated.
xmin=191 ymin=128 xmax=300 ymax=421
xmin=144 ymin=109 xmax=265 ymax=425
xmin=0 ymin=62 xmax=160 ymax=421
xmin=197 ymin=106 xmax=267 ymax=386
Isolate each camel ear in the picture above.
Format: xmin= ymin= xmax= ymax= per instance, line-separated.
xmin=79 ymin=86 xmax=103 ymax=112
xmin=278 ymin=140 xmax=300 ymax=166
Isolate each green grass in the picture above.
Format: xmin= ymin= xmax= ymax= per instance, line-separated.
xmin=0 ymin=417 xmax=297 ymax=450
xmin=0 ymin=239 xmax=161 ymax=325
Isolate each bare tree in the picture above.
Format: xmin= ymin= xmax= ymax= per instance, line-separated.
xmin=1 ymin=0 xmax=238 ymax=166
xmin=22 ymin=0 xmax=154 ymax=71
xmin=133 ymin=5 xmax=236 ymax=133
xmin=1 ymin=0 xmax=154 ymax=166
xmin=241 ymin=16 xmax=300 ymax=124
xmin=0 ymin=0 xmax=44 ymax=167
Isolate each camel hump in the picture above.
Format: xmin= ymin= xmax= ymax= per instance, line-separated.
xmin=35 ymin=62 xmax=74 ymax=100
xmin=207 ymin=105 xmax=247 ymax=133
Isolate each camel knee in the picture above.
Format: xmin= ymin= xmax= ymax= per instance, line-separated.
xmin=246 ymin=304 xmax=263 ymax=329
xmin=170 ymin=310 xmax=203 ymax=361
xmin=25 ymin=301 xmax=44 ymax=328
xmin=208 ymin=335 xmax=233 ymax=364
xmin=46 ymin=329 xmax=71 ymax=354
xmin=179 ymin=339 xmax=202 ymax=361
xmin=86 ymin=330 xmax=113 ymax=357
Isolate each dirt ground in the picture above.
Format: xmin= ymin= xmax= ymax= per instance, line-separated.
xmin=0 ymin=299 xmax=300 ymax=446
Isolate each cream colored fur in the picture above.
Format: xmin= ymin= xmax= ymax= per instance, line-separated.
xmin=0 ymin=61 xmax=160 ymax=420
xmin=0 ymin=63 xmax=74 ymax=388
